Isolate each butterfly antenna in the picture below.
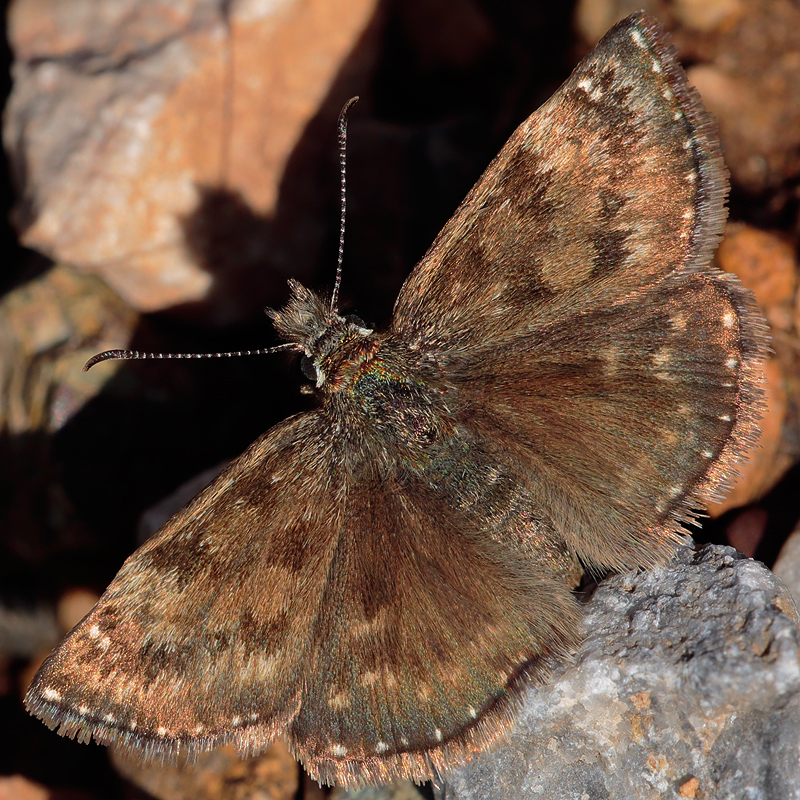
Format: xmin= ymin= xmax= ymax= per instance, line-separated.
xmin=86 ymin=97 xmax=360 ymax=372
xmin=83 ymin=342 xmax=297 ymax=372
xmin=330 ymin=96 xmax=359 ymax=312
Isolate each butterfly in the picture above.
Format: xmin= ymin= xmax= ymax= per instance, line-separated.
xmin=25 ymin=11 xmax=767 ymax=789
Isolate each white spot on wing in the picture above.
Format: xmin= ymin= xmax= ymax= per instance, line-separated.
xmin=631 ymin=29 xmax=646 ymax=48
xmin=723 ymin=310 xmax=735 ymax=328
xmin=469 ymin=707 xmax=477 ymax=718
xmin=577 ymin=77 xmax=603 ymax=100
xmin=361 ymin=671 xmax=380 ymax=687
xmin=331 ymin=744 xmax=347 ymax=756
xmin=652 ymin=348 xmax=671 ymax=368
xmin=726 ymin=357 xmax=738 ymax=369
xmin=157 ymin=727 xmax=168 ymax=737
xmin=88 ymin=625 xmax=101 ymax=639
xmin=42 ymin=687 xmax=62 ymax=702
xmin=376 ymin=741 xmax=389 ymax=753
xmin=329 ymin=691 xmax=350 ymax=710
xmin=670 ymin=312 xmax=688 ymax=330
xmin=435 ymin=728 xmax=443 ymax=741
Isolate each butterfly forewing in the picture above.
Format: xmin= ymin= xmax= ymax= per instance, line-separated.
xmin=393 ymin=15 xmax=728 ymax=344
xmin=28 ymin=403 xmax=581 ymax=785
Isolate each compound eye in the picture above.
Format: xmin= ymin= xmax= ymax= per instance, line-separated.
xmin=344 ymin=314 xmax=367 ymax=328
xmin=300 ymin=355 xmax=317 ymax=382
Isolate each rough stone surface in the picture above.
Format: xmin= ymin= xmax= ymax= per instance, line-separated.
xmin=0 ymin=263 xmax=138 ymax=580
xmin=440 ymin=545 xmax=800 ymax=800
xmin=4 ymin=0 xmax=382 ymax=320
xmin=774 ymin=523 xmax=800 ymax=610
xmin=0 ymin=262 xmax=137 ymax=435
xmin=718 ymin=223 xmax=797 ymax=334
xmin=333 ymin=780 xmax=425 ymax=800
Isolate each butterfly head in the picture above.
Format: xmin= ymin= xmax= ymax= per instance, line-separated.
xmin=268 ymin=278 xmax=374 ymax=389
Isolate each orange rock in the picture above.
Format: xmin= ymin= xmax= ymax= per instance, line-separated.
xmin=706 ymin=222 xmax=797 ymax=514
xmin=0 ymin=775 xmax=50 ymax=800
xmin=678 ymin=775 xmax=700 ymax=799
xmin=671 ymin=0 xmax=743 ymax=32
xmin=57 ymin=588 xmax=101 ymax=633
xmin=708 ymin=357 xmax=789 ymax=516
xmin=717 ymin=222 xmax=797 ymax=325
xmin=113 ymin=742 xmax=299 ymax=800
xmin=6 ymin=0 xmax=382 ymax=321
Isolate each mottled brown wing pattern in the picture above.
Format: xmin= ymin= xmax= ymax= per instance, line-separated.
xmin=25 ymin=412 xmax=343 ymax=762
xmin=26 ymin=404 xmax=581 ymax=786
xmin=393 ymin=14 xmax=731 ymax=346
xmin=393 ymin=13 xmax=768 ymax=568
xmin=290 ymin=415 xmax=581 ymax=785
xmin=437 ymin=271 xmax=764 ymax=572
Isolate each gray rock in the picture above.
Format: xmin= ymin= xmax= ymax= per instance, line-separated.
xmin=440 ymin=545 xmax=800 ymax=800
xmin=773 ymin=524 xmax=800 ymax=610
xmin=333 ymin=780 xmax=425 ymax=800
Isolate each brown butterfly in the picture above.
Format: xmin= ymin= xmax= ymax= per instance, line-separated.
xmin=25 ymin=12 xmax=767 ymax=788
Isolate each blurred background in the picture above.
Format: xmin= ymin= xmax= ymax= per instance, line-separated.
xmin=0 ymin=0 xmax=799 ymax=798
